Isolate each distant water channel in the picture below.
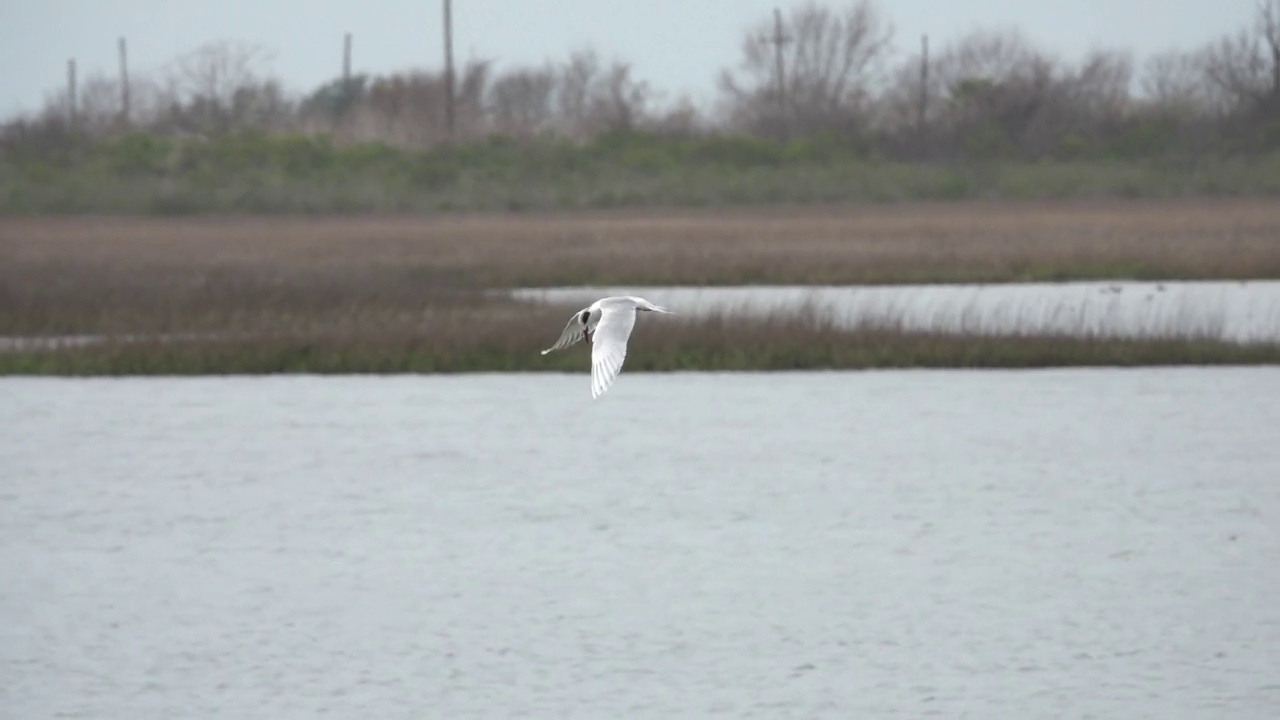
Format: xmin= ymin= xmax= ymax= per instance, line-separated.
xmin=3 ymin=369 xmax=1279 ymax=718
xmin=5 ymin=281 xmax=1277 ymax=354
xmin=512 ymin=280 xmax=1280 ymax=343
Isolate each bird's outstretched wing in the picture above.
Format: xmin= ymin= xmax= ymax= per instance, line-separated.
xmin=541 ymin=312 xmax=587 ymax=355
xmin=591 ymin=305 xmax=638 ymax=398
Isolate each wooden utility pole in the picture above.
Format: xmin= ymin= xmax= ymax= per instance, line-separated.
xmin=67 ymin=59 xmax=77 ymax=128
xmin=443 ymin=0 xmax=456 ymax=142
xmin=917 ymin=34 xmax=929 ymax=133
xmin=343 ymin=32 xmax=352 ymax=86
xmin=770 ymin=8 xmax=792 ymax=139
xmin=118 ymin=37 xmax=130 ymax=127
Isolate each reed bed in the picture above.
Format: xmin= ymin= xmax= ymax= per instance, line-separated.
xmin=4 ymin=300 xmax=1278 ymax=375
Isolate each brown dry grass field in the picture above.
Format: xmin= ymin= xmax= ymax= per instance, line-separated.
xmin=5 ymin=197 xmax=1280 ymax=289
xmin=3 ymin=198 xmax=1279 ymax=372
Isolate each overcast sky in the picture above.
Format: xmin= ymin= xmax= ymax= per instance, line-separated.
xmin=0 ymin=0 xmax=1261 ymax=117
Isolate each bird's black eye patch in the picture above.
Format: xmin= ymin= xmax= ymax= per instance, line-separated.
xmin=580 ymin=311 xmax=591 ymax=325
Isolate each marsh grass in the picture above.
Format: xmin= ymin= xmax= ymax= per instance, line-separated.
xmin=3 ymin=200 xmax=1278 ymax=374
xmin=4 ymin=300 xmax=1278 ymax=375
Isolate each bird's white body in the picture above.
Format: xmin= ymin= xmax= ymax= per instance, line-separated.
xmin=541 ymin=295 xmax=673 ymax=398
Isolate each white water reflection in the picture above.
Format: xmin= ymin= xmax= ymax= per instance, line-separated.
xmin=513 ymin=281 xmax=1280 ymax=343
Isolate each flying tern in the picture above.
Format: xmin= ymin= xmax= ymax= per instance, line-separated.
xmin=541 ymin=295 xmax=674 ymax=398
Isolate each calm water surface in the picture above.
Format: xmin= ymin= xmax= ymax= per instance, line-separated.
xmin=2 ymin=369 xmax=1279 ymax=719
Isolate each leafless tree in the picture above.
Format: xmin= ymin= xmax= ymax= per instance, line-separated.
xmin=923 ymin=30 xmax=1055 ymax=155
xmin=13 ymin=4 xmax=1280 ymax=160
xmin=171 ymin=40 xmax=272 ymax=104
xmin=868 ymin=50 xmax=930 ymax=154
xmin=590 ymin=62 xmax=649 ymax=131
xmin=72 ymin=73 xmax=125 ymax=136
xmin=554 ymin=49 xmax=650 ymax=139
xmin=1141 ymin=49 xmax=1219 ymax=112
xmin=1203 ymin=0 xmax=1280 ymax=119
xmin=874 ymin=29 xmax=1056 ymax=155
xmin=1064 ymin=50 xmax=1133 ymax=120
xmin=230 ymin=80 xmax=294 ymax=129
xmin=906 ymin=31 xmax=1135 ymax=158
xmin=489 ymin=65 xmax=557 ymax=137
xmin=1127 ymin=48 xmax=1228 ymax=156
xmin=1021 ymin=49 xmax=1133 ymax=155
xmin=341 ymin=60 xmax=490 ymax=147
xmin=646 ymin=96 xmax=708 ymax=138
xmin=454 ymin=60 xmax=493 ymax=137
xmin=163 ymin=40 xmax=280 ymax=133
xmin=719 ymin=1 xmax=892 ymax=138
xmin=23 ymin=67 xmax=174 ymax=139
xmin=556 ymin=50 xmax=598 ymax=137
xmin=351 ymin=71 xmax=447 ymax=146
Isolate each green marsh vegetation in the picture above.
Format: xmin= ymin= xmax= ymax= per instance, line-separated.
xmin=5 ymin=130 xmax=1280 ymax=214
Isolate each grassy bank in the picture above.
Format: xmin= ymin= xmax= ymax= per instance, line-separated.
xmin=4 ymin=199 xmax=1280 ymax=301
xmin=5 ymin=132 xmax=1280 ymax=215
xmin=5 ymin=306 xmax=1279 ymax=375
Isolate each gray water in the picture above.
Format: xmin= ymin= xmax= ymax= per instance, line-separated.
xmin=513 ymin=281 xmax=1280 ymax=343
xmin=3 ymin=369 xmax=1279 ymax=719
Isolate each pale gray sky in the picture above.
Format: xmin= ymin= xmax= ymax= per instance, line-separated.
xmin=0 ymin=0 xmax=1260 ymax=117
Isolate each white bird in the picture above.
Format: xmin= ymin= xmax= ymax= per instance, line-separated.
xmin=541 ymin=296 xmax=674 ymax=399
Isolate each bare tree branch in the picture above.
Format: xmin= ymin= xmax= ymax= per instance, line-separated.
xmin=719 ymin=1 xmax=892 ymax=137
xmin=489 ymin=65 xmax=556 ymax=137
